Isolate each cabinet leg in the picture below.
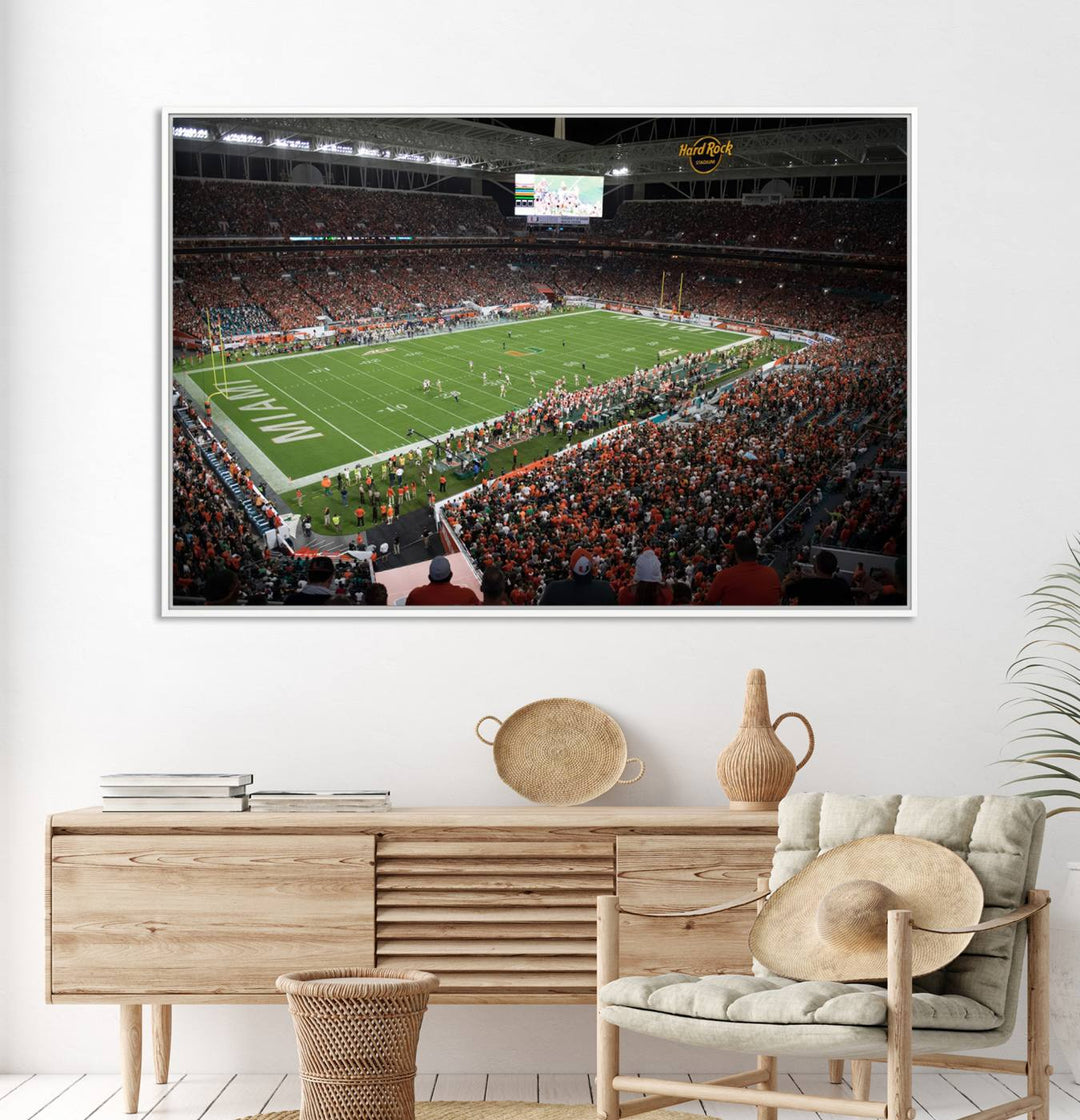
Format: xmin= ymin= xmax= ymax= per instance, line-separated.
xmin=152 ymin=1005 xmax=172 ymax=1085
xmin=120 ymin=1004 xmax=142 ymax=1113
xmin=828 ymin=1059 xmax=844 ymax=1085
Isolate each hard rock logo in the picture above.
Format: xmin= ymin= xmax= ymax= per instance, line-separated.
xmin=679 ymin=136 xmax=734 ymax=175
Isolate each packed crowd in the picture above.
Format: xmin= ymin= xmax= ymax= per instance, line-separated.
xmin=443 ymin=306 xmax=906 ymax=606
xmin=611 ymin=199 xmax=905 ymax=255
xmin=172 ymin=249 xmax=551 ymax=335
xmin=810 ymin=470 xmax=907 ymax=556
xmin=172 ymin=416 xmax=273 ymax=602
xmin=174 ymin=247 xmax=903 ymax=339
xmin=174 ymin=178 xmax=505 ymax=238
xmin=173 ymin=178 xmax=906 ymax=260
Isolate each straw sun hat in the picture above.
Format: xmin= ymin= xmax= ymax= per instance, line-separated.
xmin=750 ymin=835 xmax=985 ymax=982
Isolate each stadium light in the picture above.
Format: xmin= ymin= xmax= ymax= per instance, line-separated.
xmin=317 ymin=142 xmax=353 ymax=154
xmin=430 ymin=156 xmax=459 ymax=166
xmin=356 ymin=144 xmax=391 ymax=158
xmin=608 ymin=167 xmax=630 ymax=176
xmin=223 ymin=132 xmax=264 ymax=145
xmin=394 ymin=152 xmax=427 ymax=163
xmin=173 ymin=126 xmax=209 ymax=140
xmin=272 ymin=138 xmax=311 ymax=151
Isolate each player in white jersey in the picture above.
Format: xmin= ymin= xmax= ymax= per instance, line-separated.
xmin=499 ymin=381 xmax=507 ymax=398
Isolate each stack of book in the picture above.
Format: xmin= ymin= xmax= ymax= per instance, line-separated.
xmin=248 ymin=790 xmax=391 ymax=813
xmin=100 ymin=773 xmax=252 ymax=812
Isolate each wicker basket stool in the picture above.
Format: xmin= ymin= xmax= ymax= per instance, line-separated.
xmin=276 ymin=968 xmax=439 ymax=1120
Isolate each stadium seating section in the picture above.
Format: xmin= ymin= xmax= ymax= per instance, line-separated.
xmin=174 ymin=248 xmax=904 ymax=337
xmin=171 ymin=178 xmax=907 ymax=606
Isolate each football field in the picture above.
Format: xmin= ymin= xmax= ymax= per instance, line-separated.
xmin=184 ymin=309 xmax=752 ymax=483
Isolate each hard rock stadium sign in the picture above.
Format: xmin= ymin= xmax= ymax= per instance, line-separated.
xmin=679 ymin=136 xmax=735 ymax=174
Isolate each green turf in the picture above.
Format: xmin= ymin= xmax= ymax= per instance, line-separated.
xmin=282 ymin=340 xmax=803 ymax=528
xmin=182 ymin=310 xmax=751 ymax=483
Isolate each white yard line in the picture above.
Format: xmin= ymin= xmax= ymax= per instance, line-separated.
xmin=316 ymin=349 xmax=491 ymax=426
xmin=287 ymin=351 xmax=439 ymax=442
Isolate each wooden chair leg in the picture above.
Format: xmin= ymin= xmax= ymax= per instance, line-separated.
xmin=597 ymin=895 xmax=621 ymax=1120
xmin=120 ymin=1004 xmax=142 ymax=1114
xmin=1026 ymin=889 xmax=1051 ymax=1120
xmin=828 ymin=1059 xmax=844 ymax=1085
xmin=152 ymin=1005 xmax=172 ymax=1085
xmin=757 ymin=1055 xmax=777 ymax=1120
xmin=851 ymin=1060 xmax=872 ymax=1101
xmin=887 ymin=911 xmax=913 ymax=1120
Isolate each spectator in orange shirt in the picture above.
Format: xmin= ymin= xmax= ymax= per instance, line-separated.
xmin=705 ymin=535 xmax=781 ymax=606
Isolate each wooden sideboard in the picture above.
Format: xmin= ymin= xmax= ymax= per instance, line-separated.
xmin=46 ymin=806 xmax=778 ymax=1110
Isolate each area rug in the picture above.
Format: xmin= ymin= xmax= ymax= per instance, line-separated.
xmin=240 ymin=1106 xmax=596 ymax=1120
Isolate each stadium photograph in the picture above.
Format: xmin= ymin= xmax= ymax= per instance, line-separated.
xmin=167 ymin=113 xmax=910 ymax=611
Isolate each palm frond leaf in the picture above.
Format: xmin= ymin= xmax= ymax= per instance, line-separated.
xmin=1005 ymin=539 xmax=1080 ymax=823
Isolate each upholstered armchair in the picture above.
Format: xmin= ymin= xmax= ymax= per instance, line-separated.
xmin=596 ymin=793 xmax=1050 ymax=1120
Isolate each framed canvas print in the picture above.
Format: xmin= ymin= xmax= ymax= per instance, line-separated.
xmin=163 ymin=111 xmax=912 ymax=615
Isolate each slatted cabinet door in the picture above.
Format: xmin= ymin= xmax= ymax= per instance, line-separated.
xmin=616 ymin=833 xmax=777 ymax=977
xmin=50 ymin=834 xmax=375 ymax=997
xmin=375 ymin=838 xmax=615 ymax=1001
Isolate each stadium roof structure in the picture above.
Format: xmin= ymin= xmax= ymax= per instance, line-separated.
xmin=171 ymin=114 xmax=908 ymax=184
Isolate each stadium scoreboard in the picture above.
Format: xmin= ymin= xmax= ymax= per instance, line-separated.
xmin=514 ymin=173 xmax=604 ymax=221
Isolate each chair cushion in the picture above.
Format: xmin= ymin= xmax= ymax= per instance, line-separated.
xmin=600 ymin=1004 xmax=1013 ymax=1059
xmin=599 ymin=972 xmax=1001 ymax=1031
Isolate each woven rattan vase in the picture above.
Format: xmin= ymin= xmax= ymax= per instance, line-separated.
xmin=716 ymin=669 xmax=814 ymax=811
xmin=277 ymin=968 xmax=439 ymax=1120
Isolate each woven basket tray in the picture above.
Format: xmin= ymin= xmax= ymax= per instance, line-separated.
xmin=475 ymin=698 xmax=644 ymax=805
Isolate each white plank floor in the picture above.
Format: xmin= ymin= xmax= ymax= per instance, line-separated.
xmin=0 ymin=1072 xmax=1077 ymax=1120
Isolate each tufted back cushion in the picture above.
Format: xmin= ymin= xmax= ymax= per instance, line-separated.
xmin=761 ymin=793 xmax=1045 ymax=1029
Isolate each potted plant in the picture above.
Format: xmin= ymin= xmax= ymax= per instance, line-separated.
xmin=1003 ymin=537 xmax=1080 ymax=1082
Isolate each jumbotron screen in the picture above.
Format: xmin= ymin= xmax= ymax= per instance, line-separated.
xmin=513 ymin=173 xmax=604 ymax=218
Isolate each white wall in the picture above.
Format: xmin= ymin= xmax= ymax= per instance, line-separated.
xmin=2 ymin=0 xmax=1079 ymax=1076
